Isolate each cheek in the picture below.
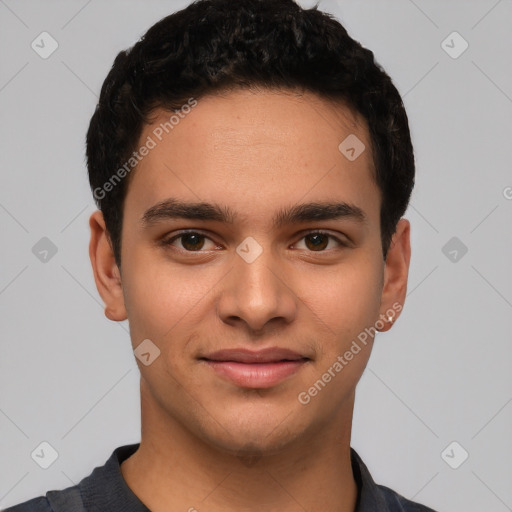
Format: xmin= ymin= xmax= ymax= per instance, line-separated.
xmin=304 ymin=254 xmax=383 ymax=347
xmin=121 ymin=249 xmax=219 ymax=343
xmin=294 ymin=258 xmax=382 ymax=409
xmin=121 ymin=260 xmax=208 ymax=387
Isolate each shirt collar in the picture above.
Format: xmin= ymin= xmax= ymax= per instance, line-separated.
xmin=77 ymin=444 xmax=149 ymax=512
xmin=351 ymin=447 xmax=394 ymax=511
xmin=69 ymin=443 xmax=402 ymax=512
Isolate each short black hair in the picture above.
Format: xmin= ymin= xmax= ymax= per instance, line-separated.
xmin=86 ymin=0 xmax=415 ymax=268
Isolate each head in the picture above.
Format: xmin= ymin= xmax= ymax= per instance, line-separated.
xmin=87 ymin=0 xmax=414 ymax=269
xmin=87 ymin=0 xmax=413 ymax=457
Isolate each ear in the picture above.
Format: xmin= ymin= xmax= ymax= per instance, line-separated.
xmin=89 ymin=210 xmax=127 ymax=322
xmin=377 ymin=218 xmax=411 ymax=332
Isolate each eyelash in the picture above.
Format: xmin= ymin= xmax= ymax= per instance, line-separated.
xmin=160 ymin=230 xmax=348 ymax=253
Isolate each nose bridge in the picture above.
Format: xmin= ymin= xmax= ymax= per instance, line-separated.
xmin=217 ymin=240 xmax=296 ymax=331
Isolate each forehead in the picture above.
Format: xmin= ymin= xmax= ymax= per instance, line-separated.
xmin=125 ymin=88 xmax=380 ymax=229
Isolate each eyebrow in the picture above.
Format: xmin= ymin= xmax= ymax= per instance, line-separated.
xmin=140 ymin=197 xmax=368 ymax=228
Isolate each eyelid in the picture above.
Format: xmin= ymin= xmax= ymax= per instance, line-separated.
xmin=291 ymin=229 xmax=349 ymax=249
xmin=161 ymin=229 xmax=220 ymax=251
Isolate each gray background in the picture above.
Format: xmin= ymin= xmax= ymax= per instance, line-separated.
xmin=1 ymin=0 xmax=511 ymax=510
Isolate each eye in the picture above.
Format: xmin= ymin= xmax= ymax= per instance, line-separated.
xmin=161 ymin=230 xmax=348 ymax=254
xmin=162 ymin=231 xmax=219 ymax=252
xmin=293 ymin=231 xmax=347 ymax=252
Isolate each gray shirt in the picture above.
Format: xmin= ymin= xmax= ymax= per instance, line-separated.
xmin=3 ymin=444 xmax=438 ymax=511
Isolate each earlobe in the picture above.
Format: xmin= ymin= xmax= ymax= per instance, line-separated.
xmin=377 ymin=218 xmax=411 ymax=332
xmin=89 ymin=210 xmax=127 ymax=322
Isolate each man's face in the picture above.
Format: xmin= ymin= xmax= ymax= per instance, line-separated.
xmin=98 ymin=89 xmax=407 ymax=456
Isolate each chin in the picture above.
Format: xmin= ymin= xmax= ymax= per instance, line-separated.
xmin=210 ymin=430 xmax=293 ymax=459
xmin=196 ymin=406 xmax=306 ymax=458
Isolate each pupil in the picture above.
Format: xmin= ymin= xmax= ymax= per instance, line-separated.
xmin=183 ymin=233 xmax=204 ymax=251
xmin=306 ymin=233 xmax=328 ymax=251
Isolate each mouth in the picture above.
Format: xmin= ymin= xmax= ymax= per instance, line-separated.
xmin=199 ymin=348 xmax=310 ymax=389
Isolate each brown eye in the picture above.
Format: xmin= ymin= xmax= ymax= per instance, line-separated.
xmin=294 ymin=231 xmax=346 ymax=252
xmin=163 ymin=231 xmax=217 ymax=252
xmin=180 ymin=233 xmax=206 ymax=251
xmin=305 ymin=233 xmax=329 ymax=251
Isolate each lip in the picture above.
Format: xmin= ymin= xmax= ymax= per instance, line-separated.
xmin=200 ymin=348 xmax=309 ymax=388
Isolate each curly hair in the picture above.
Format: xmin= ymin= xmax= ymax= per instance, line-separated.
xmin=86 ymin=0 xmax=415 ymax=268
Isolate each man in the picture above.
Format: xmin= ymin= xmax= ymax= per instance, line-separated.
xmin=4 ymin=0 xmax=438 ymax=510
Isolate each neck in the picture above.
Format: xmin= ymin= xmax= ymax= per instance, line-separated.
xmin=121 ymin=380 xmax=358 ymax=512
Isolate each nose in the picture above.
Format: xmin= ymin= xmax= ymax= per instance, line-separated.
xmin=216 ymin=245 xmax=298 ymax=334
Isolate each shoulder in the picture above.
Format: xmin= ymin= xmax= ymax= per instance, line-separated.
xmin=350 ymin=447 xmax=439 ymax=512
xmin=2 ymin=485 xmax=84 ymax=512
xmin=2 ymin=496 xmax=53 ymax=512
xmin=374 ymin=483 xmax=438 ymax=512
xmin=2 ymin=444 xmax=141 ymax=512
xmin=2 ymin=473 xmax=86 ymax=512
